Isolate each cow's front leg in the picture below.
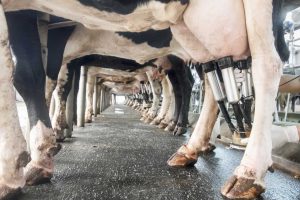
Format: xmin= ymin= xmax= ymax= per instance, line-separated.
xmin=6 ymin=10 xmax=61 ymax=186
xmin=168 ymin=75 xmax=218 ymax=167
xmin=221 ymin=0 xmax=282 ymax=199
xmin=0 ymin=6 xmax=29 ymax=199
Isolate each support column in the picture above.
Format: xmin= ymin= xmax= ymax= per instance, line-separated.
xmin=77 ymin=66 xmax=87 ymax=127
xmin=99 ymin=87 xmax=104 ymax=113
xmin=93 ymin=78 xmax=99 ymax=118
xmin=65 ymin=72 xmax=75 ymax=137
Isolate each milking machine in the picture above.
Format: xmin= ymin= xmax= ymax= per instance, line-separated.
xmin=202 ymin=61 xmax=237 ymax=134
xmin=236 ymin=58 xmax=253 ymax=130
xmin=203 ymin=56 xmax=254 ymax=140
xmin=217 ymin=57 xmax=246 ymax=138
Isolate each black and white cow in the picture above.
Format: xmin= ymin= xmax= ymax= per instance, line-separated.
xmin=0 ymin=0 xmax=300 ymax=199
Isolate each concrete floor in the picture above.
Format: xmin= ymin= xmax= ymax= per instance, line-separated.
xmin=20 ymin=105 xmax=300 ymax=200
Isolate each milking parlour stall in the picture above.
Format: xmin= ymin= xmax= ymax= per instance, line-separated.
xmin=1 ymin=0 xmax=300 ymax=200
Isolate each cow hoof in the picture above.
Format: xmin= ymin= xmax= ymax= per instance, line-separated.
xmin=158 ymin=122 xmax=168 ymax=129
xmin=85 ymin=119 xmax=92 ymax=123
xmin=25 ymin=163 xmax=53 ymax=186
xmin=56 ymin=136 xmax=66 ymax=143
xmin=173 ymin=126 xmax=188 ymax=136
xmin=165 ymin=122 xmax=176 ymax=132
xmin=151 ymin=119 xmax=161 ymax=126
xmin=167 ymin=145 xmax=198 ymax=167
xmin=48 ymin=144 xmax=62 ymax=157
xmin=199 ymin=143 xmax=216 ymax=155
xmin=145 ymin=117 xmax=153 ymax=124
xmin=221 ymin=176 xmax=265 ymax=200
xmin=140 ymin=117 xmax=145 ymax=121
xmin=0 ymin=185 xmax=22 ymax=200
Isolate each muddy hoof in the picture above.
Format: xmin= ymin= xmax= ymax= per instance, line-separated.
xmin=25 ymin=165 xmax=53 ymax=186
xmin=173 ymin=126 xmax=188 ymax=136
xmin=48 ymin=144 xmax=62 ymax=157
xmin=221 ymin=176 xmax=265 ymax=200
xmin=158 ymin=122 xmax=168 ymax=129
xmin=167 ymin=145 xmax=198 ymax=167
xmin=0 ymin=185 xmax=22 ymax=200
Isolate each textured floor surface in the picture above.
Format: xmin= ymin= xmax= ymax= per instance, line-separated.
xmin=20 ymin=105 xmax=300 ymax=200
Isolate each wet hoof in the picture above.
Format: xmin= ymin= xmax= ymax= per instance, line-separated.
xmin=158 ymin=122 xmax=168 ymax=129
xmin=25 ymin=164 xmax=53 ymax=186
xmin=167 ymin=145 xmax=198 ymax=167
xmin=165 ymin=122 xmax=176 ymax=132
xmin=0 ymin=185 xmax=22 ymax=200
xmin=173 ymin=126 xmax=188 ymax=136
xmin=221 ymin=176 xmax=265 ymax=199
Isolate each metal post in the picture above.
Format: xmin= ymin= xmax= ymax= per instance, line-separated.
xmin=97 ymin=85 xmax=101 ymax=114
xmin=284 ymin=93 xmax=291 ymax=122
xmin=77 ymin=66 xmax=87 ymax=127
xmin=65 ymin=73 xmax=75 ymax=138
xmin=93 ymin=78 xmax=98 ymax=118
xmin=99 ymin=87 xmax=104 ymax=113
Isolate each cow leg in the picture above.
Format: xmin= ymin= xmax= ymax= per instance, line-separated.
xmin=159 ymin=78 xmax=175 ymax=129
xmin=45 ymin=78 xmax=57 ymax=109
xmin=6 ymin=11 xmax=60 ymax=186
xmin=0 ymin=7 xmax=30 ymax=199
xmin=85 ymin=72 xmax=95 ymax=123
xmin=145 ymin=76 xmax=161 ymax=123
xmin=46 ymin=26 xmax=75 ymax=109
xmin=221 ymin=1 xmax=282 ymax=199
xmin=168 ymin=75 xmax=218 ymax=167
xmin=174 ymin=66 xmax=194 ymax=136
xmin=52 ymin=63 xmax=75 ymax=141
xmin=165 ymin=69 xmax=182 ymax=132
xmin=151 ymin=76 xmax=171 ymax=125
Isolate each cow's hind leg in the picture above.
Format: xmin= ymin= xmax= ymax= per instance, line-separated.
xmin=7 ymin=11 xmax=60 ymax=186
xmin=221 ymin=0 xmax=282 ymax=199
xmin=168 ymin=75 xmax=218 ymax=167
xmin=0 ymin=7 xmax=30 ymax=199
xmin=52 ymin=63 xmax=76 ymax=141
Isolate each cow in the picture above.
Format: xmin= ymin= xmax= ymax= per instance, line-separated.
xmin=0 ymin=0 xmax=300 ymax=199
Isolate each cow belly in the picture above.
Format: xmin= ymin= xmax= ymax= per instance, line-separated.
xmin=183 ymin=0 xmax=249 ymax=61
xmin=3 ymin=0 xmax=187 ymax=32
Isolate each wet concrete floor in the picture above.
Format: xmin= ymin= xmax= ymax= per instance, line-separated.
xmin=20 ymin=105 xmax=300 ymax=200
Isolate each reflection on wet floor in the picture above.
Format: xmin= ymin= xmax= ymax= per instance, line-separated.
xmin=114 ymin=107 xmax=124 ymax=114
xmin=20 ymin=105 xmax=300 ymax=200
